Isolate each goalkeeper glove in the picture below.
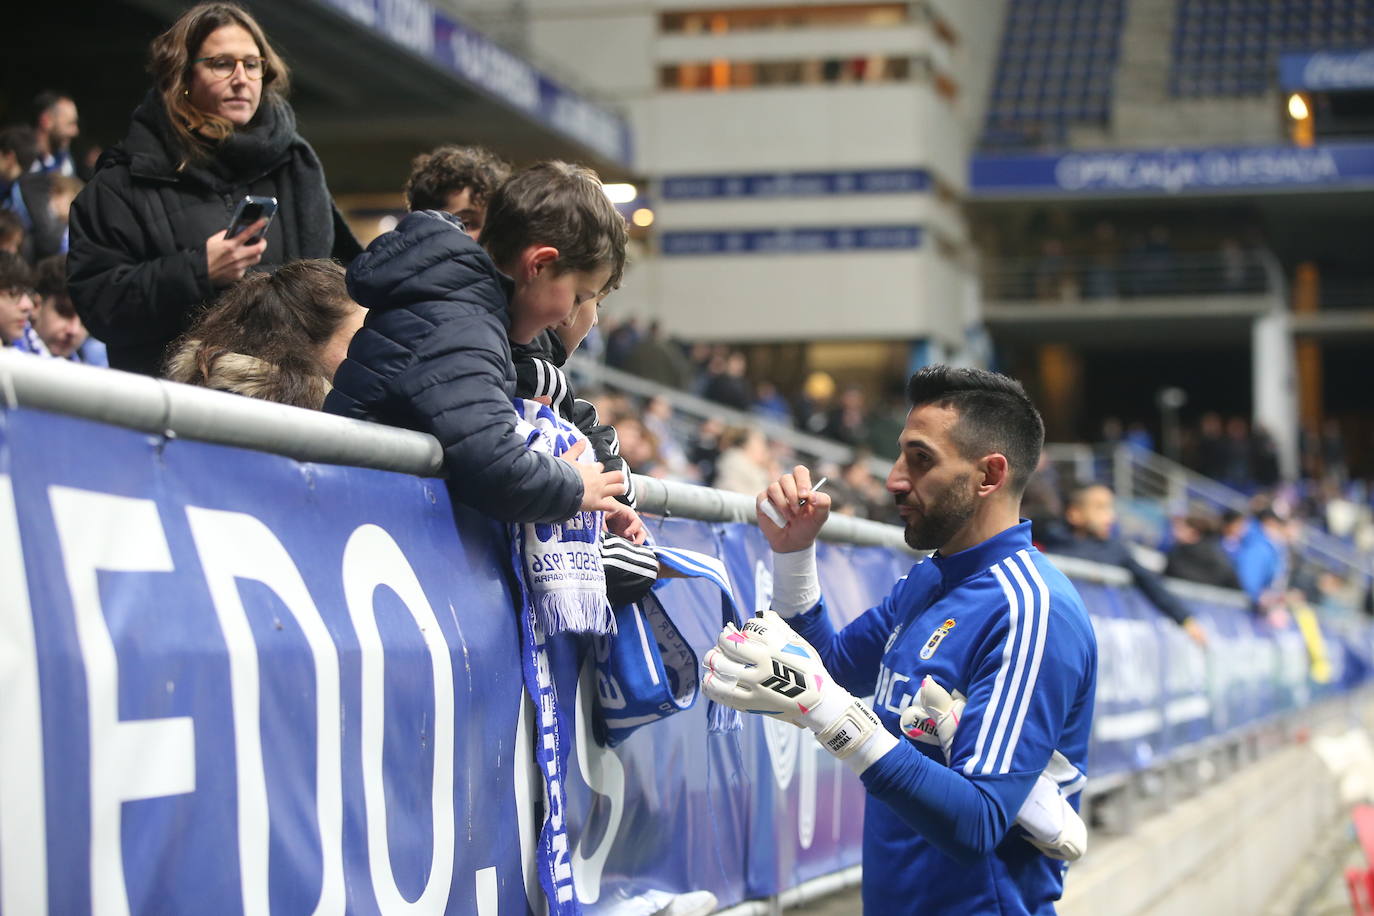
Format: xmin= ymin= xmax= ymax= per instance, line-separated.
xmin=703 ymin=611 xmax=897 ymax=773
xmin=900 ymin=676 xmax=1088 ymax=862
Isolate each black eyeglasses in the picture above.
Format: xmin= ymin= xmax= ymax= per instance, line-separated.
xmin=192 ymin=55 xmax=266 ymax=80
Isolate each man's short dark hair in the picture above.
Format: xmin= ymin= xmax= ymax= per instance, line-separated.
xmin=0 ymin=251 xmax=34 ymax=294
xmin=481 ymin=160 xmax=628 ymax=294
xmin=404 ymin=145 xmax=511 ymax=212
xmin=906 ymin=365 xmax=1045 ymax=495
xmin=32 ymin=91 xmax=73 ymax=123
xmin=0 ymin=126 xmax=39 ymax=171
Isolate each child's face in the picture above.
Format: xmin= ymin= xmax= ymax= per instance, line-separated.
xmin=553 ymin=292 xmax=604 ymax=356
xmin=508 ymin=247 xmax=611 ymax=345
xmin=0 ymin=289 xmax=34 ymax=345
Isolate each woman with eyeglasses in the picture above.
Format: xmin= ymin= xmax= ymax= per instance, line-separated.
xmin=67 ymin=2 xmax=360 ymax=376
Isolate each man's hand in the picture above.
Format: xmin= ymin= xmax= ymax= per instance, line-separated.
xmin=703 ymin=611 xmax=894 ymax=768
xmin=559 ymin=439 xmax=627 ymax=513
xmin=900 ymin=676 xmax=1088 ymax=861
xmin=757 ymin=465 xmax=831 ymax=554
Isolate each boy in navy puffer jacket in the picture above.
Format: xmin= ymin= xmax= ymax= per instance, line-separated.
xmin=324 ymin=162 xmax=628 ymax=525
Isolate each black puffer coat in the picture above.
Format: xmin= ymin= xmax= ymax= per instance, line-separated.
xmin=324 ymin=210 xmax=584 ymax=524
xmin=67 ymin=92 xmax=360 ymax=375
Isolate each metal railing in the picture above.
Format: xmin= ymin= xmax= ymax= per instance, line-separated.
xmin=981 ymin=250 xmax=1273 ymax=303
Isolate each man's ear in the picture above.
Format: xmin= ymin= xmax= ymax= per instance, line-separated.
xmin=518 ymin=245 xmax=559 ymax=280
xmin=978 ymin=454 xmax=1010 ymax=497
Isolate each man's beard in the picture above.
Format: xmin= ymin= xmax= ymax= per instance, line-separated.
xmin=901 ymin=473 xmax=976 ymax=551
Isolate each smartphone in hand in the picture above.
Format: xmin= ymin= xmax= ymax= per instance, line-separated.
xmin=225 ymin=195 xmax=279 ymax=243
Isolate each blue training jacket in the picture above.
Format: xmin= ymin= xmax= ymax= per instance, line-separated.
xmin=790 ymin=522 xmax=1097 ymax=915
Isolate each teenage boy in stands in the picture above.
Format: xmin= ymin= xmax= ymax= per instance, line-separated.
xmin=26 ymin=255 xmax=106 ymax=365
xmin=404 ymin=145 xmax=511 ymax=241
xmin=325 ymin=161 xmax=629 ymax=526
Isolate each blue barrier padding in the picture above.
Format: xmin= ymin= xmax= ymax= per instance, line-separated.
xmin=1 ymin=406 xmax=1370 ymax=914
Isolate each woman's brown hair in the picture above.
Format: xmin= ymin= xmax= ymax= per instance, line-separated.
xmin=148 ymin=2 xmax=290 ymax=164
xmin=165 ymin=259 xmax=356 ymax=410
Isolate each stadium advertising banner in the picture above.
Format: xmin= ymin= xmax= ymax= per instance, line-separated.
xmin=0 ymin=407 xmax=1357 ymax=914
xmin=1280 ymin=49 xmax=1374 ymax=92
xmin=971 ymin=142 xmax=1374 ymax=198
xmin=314 ymin=0 xmax=632 ymax=164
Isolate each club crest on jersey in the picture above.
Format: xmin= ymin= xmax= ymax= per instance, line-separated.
xmin=919 ymin=618 xmax=956 ymax=660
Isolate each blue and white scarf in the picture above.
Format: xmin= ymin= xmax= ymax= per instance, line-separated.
xmin=512 ymin=397 xmax=614 ymax=637
xmin=510 ymin=397 xmax=615 ymax=915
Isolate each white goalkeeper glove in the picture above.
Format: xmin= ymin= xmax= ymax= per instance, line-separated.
xmin=703 ymin=611 xmax=897 ymax=773
xmin=900 ymin=676 xmax=1088 ymax=862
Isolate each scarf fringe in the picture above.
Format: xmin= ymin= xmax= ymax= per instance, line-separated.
xmin=534 ymin=588 xmax=617 ymax=636
xmin=708 ymin=701 xmax=743 ymax=735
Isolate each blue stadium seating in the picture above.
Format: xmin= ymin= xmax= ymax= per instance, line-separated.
xmin=981 ymin=0 xmax=1128 ymax=150
xmin=1171 ymin=0 xmax=1374 ymax=98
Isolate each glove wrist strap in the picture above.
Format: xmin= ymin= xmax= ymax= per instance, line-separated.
xmin=812 ymin=696 xmax=896 ymax=774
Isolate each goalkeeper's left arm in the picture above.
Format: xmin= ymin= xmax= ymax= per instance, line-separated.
xmin=705 ymin=612 xmax=1088 ymax=866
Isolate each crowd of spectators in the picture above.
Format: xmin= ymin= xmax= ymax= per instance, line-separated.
xmin=985 ymin=220 xmax=1270 ymax=303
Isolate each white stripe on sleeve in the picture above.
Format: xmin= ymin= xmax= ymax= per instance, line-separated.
xmin=995 ymin=553 xmax=1049 ymax=774
xmin=979 ymin=558 xmax=1036 ymax=775
xmin=1000 ymin=552 xmax=1049 ymax=774
xmin=966 ymin=563 xmax=1022 ymax=776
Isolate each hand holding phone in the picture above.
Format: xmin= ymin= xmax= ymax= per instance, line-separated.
xmin=206 ymin=195 xmax=277 ymax=286
xmin=225 ymin=195 xmax=278 ymax=243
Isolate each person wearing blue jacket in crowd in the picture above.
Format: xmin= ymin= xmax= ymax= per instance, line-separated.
xmin=1037 ymin=483 xmax=1208 ymax=645
xmin=1221 ymin=507 xmax=1288 ymax=602
xmin=324 ymin=162 xmax=630 ymax=525
xmin=704 ymin=366 xmax=1097 ymax=915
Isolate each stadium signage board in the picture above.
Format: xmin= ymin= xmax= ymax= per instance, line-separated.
xmin=316 ymin=0 xmax=633 ymax=164
xmin=971 ymin=143 xmax=1374 ymax=198
xmin=660 ymin=225 xmax=923 ymax=255
xmin=660 ymin=169 xmax=932 ymax=200
xmin=1280 ymin=49 xmax=1374 ymax=92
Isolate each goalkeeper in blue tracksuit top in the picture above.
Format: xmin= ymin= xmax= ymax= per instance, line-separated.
xmin=705 ymin=366 xmax=1097 ymax=915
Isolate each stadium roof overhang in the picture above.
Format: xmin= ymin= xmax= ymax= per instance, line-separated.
xmin=10 ymin=0 xmax=635 ymax=195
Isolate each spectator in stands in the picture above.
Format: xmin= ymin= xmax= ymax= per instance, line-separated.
xmin=1020 ymin=451 xmax=1064 ymax=542
xmin=25 ymin=255 xmax=106 ymax=365
xmin=1165 ymin=511 xmax=1241 ymax=590
xmin=713 ymin=427 xmax=775 ymax=496
xmin=1033 ymin=239 xmax=1074 ymax=301
xmin=643 ymin=394 xmax=691 ymax=477
xmin=689 ymin=416 xmax=726 ymax=483
xmin=0 ymin=126 xmax=64 ymax=264
xmin=0 ymin=253 xmax=35 ymax=347
xmin=1040 ymin=483 xmax=1207 ymax=645
xmin=1124 ymin=421 xmax=1154 ymax=453
xmin=825 ymin=385 xmax=871 ymax=447
xmin=603 ymin=316 xmax=642 ymax=370
xmin=796 ymin=370 xmax=836 ymax=436
xmin=0 ymin=212 xmax=23 ymax=256
xmin=1222 ymin=507 xmax=1288 ymax=603
xmin=752 ymin=379 xmax=792 ymax=425
xmin=1221 ymin=417 xmax=1252 ymax=489
xmin=623 ymin=320 xmax=694 ymax=390
xmin=403 ymin=145 xmax=510 ymax=241
xmin=68 ymin=2 xmax=361 ymax=377
xmin=703 ymin=350 xmax=752 ymax=411
xmin=1194 ymin=411 xmax=1228 ymax=482
xmin=47 ymin=175 xmax=83 ymax=255
xmin=1321 ymin=419 xmax=1349 ymax=485
xmin=1082 ymin=221 xmax=1119 ymax=299
xmin=165 ymin=259 xmax=361 ymax=409
xmin=30 ymin=92 xmax=80 ymax=178
xmin=1249 ymin=423 xmax=1281 ymax=488
xmin=326 ymin=161 xmax=628 ymax=524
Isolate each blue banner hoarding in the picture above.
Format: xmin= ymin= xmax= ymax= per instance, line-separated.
xmin=0 ymin=406 xmax=1360 ymax=914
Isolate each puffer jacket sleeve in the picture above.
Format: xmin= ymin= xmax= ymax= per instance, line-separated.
xmin=393 ymin=303 xmax=585 ymax=525
xmin=67 ymin=173 xmax=215 ymax=350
